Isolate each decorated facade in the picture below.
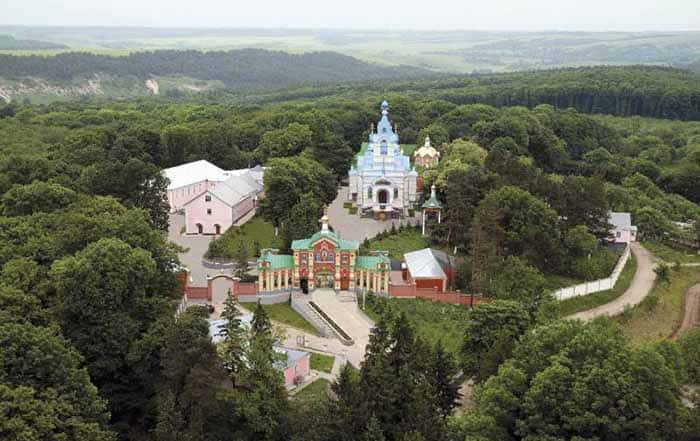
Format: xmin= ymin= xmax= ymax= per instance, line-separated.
xmin=257 ymin=215 xmax=390 ymax=293
xmin=413 ymin=136 xmax=440 ymax=168
xmin=348 ymin=101 xmax=418 ymax=219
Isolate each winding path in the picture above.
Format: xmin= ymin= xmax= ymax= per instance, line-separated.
xmin=570 ymin=242 xmax=657 ymax=321
xmin=672 ymin=284 xmax=700 ymax=339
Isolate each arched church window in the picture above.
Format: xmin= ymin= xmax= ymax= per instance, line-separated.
xmin=380 ymin=142 xmax=388 ymax=155
xmin=394 ymin=188 xmax=399 ymax=199
xmin=367 ymin=187 xmax=372 ymax=199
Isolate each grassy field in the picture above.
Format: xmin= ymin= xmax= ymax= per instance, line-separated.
xmin=206 ymin=216 xmax=285 ymax=259
xmin=558 ymin=254 xmax=637 ymax=316
xmin=364 ymin=295 xmax=470 ymax=355
xmin=642 ymin=241 xmax=700 ymax=264
xmin=310 ymin=352 xmax=335 ymax=373
xmin=293 ymin=378 xmax=330 ymax=400
xmin=365 ymin=228 xmax=430 ymax=260
xmin=615 ymin=267 xmax=700 ymax=343
xmin=240 ymin=302 xmax=319 ymax=336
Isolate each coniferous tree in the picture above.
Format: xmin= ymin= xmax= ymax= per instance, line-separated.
xmin=251 ymin=300 xmax=273 ymax=344
xmin=235 ymin=243 xmax=249 ymax=278
xmin=155 ymin=307 xmax=227 ymax=441
xmin=330 ymin=362 xmax=364 ymax=441
xmin=220 ymin=291 xmax=248 ymax=387
xmin=235 ymin=306 xmax=288 ymax=441
xmin=363 ymin=414 xmax=386 ymax=441
xmin=431 ymin=340 xmax=460 ymax=418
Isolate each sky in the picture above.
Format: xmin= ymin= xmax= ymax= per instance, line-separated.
xmin=2 ymin=0 xmax=699 ymax=32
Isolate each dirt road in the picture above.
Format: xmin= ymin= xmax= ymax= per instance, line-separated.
xmin=672 ymin=284 xmax=700 ymax=339
xmin=570 ymin=242 xmax=657 ymax=321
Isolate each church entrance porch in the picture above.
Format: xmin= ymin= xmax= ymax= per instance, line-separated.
xmin=377 ymin=189 xmax=389 ymax=205
xmin=314 ymin=272 xmax=335 ymax=289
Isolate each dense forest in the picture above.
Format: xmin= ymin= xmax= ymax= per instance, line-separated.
xmin=229 ymin=65 xmax=700 ymax=121
xmin=1 ymin=66 xmax=700 ymax=441
xmin=0 ymin=49 xmax=429 ymax=89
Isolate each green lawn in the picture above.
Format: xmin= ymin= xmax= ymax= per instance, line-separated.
xmin=615 ymin=267 xmax=700 ymax=343
xmin=642 ymin=241 xmax=700 ymax=264
xmin=366 ymin=228 xmax=430 ymax=260
xmin=240 ymin=302 xmax=319 ymax=336
xmin=558 ymin=254 xmax=637 ymax=316
xmin=206 ymin=216 xmax=285 ymax=259
xmin=364 ymin=295 xmax=470 ymax=355
xmin=310 ymin=352 xmax=335 ymax=373
xmin=293 ymin=378 xmax=330 ymax=400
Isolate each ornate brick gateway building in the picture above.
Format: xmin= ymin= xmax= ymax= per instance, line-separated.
xmin=257 ymin=214 xmax=390 ymax=294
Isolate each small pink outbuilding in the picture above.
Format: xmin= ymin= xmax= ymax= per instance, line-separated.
xmin=608 ymin=212 xmax=637 ymax=244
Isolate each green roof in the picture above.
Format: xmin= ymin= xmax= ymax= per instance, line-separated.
xmin=356 ymin=254 xmax=390 ymax=271
xmin=257 ymin=251 xmax=294 ymax=270
xmin=291 ymin=230 xmax=358 ymax=251
xmin=422 ymin=194 xmax=443 ymax=209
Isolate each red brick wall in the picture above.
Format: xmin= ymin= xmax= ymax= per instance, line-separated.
xmin=415 ymin=278 xmax=444 ymax=292
xmin=238 ymin=283 xmax=257 ymax=295
xmin=389 ymin=285 xmax=487 ymax=307
xmin=186 ymin=286 xmax=209 ymax=299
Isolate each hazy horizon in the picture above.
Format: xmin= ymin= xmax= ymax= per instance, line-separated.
xmin=2 ymin=0 xmax=699 ymax=32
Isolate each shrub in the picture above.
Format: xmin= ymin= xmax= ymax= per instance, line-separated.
xmin=679 ymin=328 xmax=700 ymax=383
xmin=654 ymin=263 xmax=671 ymax=285
xmin=570 ymin=250 xmax=618 ymax=280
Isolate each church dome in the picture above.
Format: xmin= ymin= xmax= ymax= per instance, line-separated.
xmin=414 ymin=136 xmax=440 ymax=158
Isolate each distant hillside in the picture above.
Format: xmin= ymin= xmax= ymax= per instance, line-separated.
xmin=0 ymin=49 xmax=429 ymax=89
xmin=229 ymin=65 xmax=700 ymax=121
xmin=0 ymin=34 xmax=67 ymax=50
xmin=685 ymin=60 xmax=700 ymax=72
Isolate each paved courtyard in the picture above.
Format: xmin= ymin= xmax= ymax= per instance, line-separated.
xmin=168 ymin=212 xmax=235 ymax=287
xmin=327 ymin=186 xmax=418 ymax=242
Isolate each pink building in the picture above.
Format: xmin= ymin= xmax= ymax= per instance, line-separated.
xmin=163 ymin=160 xmax=264 ymax=235
xmin=163 ymin=160 xmax=231 ymax=211
xmin=209 ymin=318 xmax=310 ymax=387
xmin=608 ymin=212 xmax=638 ymax=244
xmin=276 ymin=347 xmax=311 ymax=387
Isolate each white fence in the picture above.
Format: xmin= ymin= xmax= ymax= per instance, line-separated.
xmin=554 ymin=244 xmax=631 ymax=301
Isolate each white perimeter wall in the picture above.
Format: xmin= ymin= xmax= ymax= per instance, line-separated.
xmin=554 ymin=244 xmax=631 ymax=301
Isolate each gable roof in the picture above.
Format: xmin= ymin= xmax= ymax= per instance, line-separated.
xmin=356 ymin=254 xmax=391 ymax=271
xmin=291 ymin=229 xmax=359 ymax=251
xmin=191 ymin=170 xmax=263 ymax=208
xmin=257 ymin=249 xmax=294 ymax=270
xmin=404 ymin=248 xmax=446 ymax=279
xmin=609 ymin=212 xmax=637 ymax=231
xmin=163 ymin=160 xmax=229 ymax=190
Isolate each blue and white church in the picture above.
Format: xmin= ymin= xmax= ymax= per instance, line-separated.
xmin=348 ymin=100 xmax=418 ymax=219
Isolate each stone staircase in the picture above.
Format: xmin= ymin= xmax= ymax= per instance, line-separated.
xmin=291 ymin=293 xmax=334 ymax=338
